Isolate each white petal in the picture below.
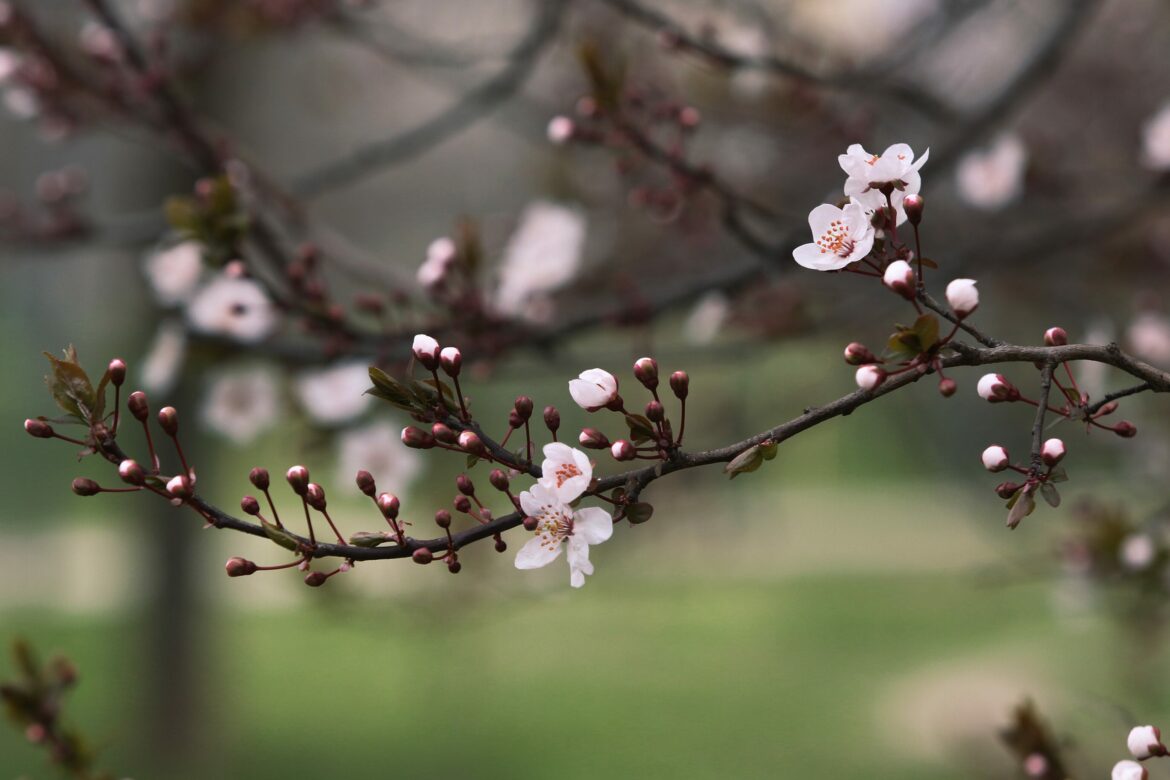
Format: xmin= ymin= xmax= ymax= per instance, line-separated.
xmin=793 ymin=242 xmax=848 ymax=271
xmin=514 ymin=535 xmax=562 ymax=570
xmin=806 ymin=203 xmax=843 ymax=236
xmin=566 ymin=536 xmax=594 ymax=588
xmin=519 ymin=483 xmax=561 ymax=518
xmin=573 ymin=506 xmax=613 ymax=545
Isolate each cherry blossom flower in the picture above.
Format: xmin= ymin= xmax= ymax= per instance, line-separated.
xmin=139 ymin=319 xmax=187 ymax=396
xmin=792 ymin=201 xmax=876 ymax=271
xmin=417 ymin=237 xmax=456 ymax=290
xmin=1127 ymin=725 xmax=1165 ymax=759
xmin=335 ymin=421 xmax=421 ymax=493
xmin=294 ymin=361 xmax=371 ymax=425
xmin=144 ymin=241 xmax=204 ymax=306
xmin=1141 ymin=102 xmax=1170 ymax=171
xmin=186 ymin=274 xmax=278 ymax=343
xmin=538 ymin=442 xmax=593 ymax=503
xmin=1126 ymin=312 xmax=1170 ymax=365
xmin=1120 ymin=534 xmax=1156 ymax=572
xmin=493 ymin=201 xmax=586 ymax=319
xmin=684 ymin=291 xmax=730 ymax=345
xmin=569 ymin=368 xmax=619 ymax=411
xmin=838 ymin=142 xmax=929 ymax=224
xmin=514 ymin=482 xmax=613 ymax=588
xmin=946 ymin=279 xmax=979 ymax=317
xmin=1112 ymin=760 xmax=1148 ymax=780
xmin=201 ymin=365 xmax=281 ymax=445
xmin=956 ymin=134 xmax=1027 ymax=210
xmin=546 ymin=115 xmax=574 ymax=144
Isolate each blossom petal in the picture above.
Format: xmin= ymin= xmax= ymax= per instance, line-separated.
xmin=514 ymin=535 xmax=562 ymax=570
xmin=519 ymin=483 xmax=562 ymax=518
xmin=573 ymin=506 xmax=614 ymax=545
xmin=806 ymin=203 xmax=842 ymax=236
xmin=566 ymin=536 xmax=594 ymax=588
xmin=793 ymin=242 xmax=850 ymax=271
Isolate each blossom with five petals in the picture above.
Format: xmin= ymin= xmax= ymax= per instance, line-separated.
xmin=838 ymin=142 xmax=929 ymax=224
xmin=792 ymin=201 xmax=876 ymax=271
xmin=514 ymin=482 xmax=613 ymax=588
xmin=538 ymin=442 xmax=593 ymax=503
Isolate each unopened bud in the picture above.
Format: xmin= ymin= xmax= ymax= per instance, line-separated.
xmin=938 ymin=377 xmax=957 ymax=397
xmin=128 ymin=390 xmax=149 ymax=422
xmin=447 ymin=559 xmax=462 ymax=574
xmin=24 ymin=418 xmax=53 ymax=438
xmin=434 ymin=509 xmax=451 ymax=528
xmin=1041 ymin=438 xmax=1066 ymax=466
xmin=453 ymin=494 xmax=472 ymax=513
xmin=976 ymin=373 xmax=1019 ymax=402
xmin=355 ymin=470 xmax=376 ymax=496
xmin=633 ymin=357 xmax=659 ymax=389
xmin=882 ymin=260 xmax=916 ymax=300
xmin=995 ymin=481 xmax=1022 ymax=499
xmin=157 ymin=406 xmax=178 ymax=435
xmin=1127 ymin=725 xmax=1166 ymax=760
xmin=479 ymin=507 xmax=493 ymax=522
xmin=285 ymin=465 xmax=310 ymax=495
xmin=249 ymin=467 xmax=270 ymax=490
xmin=843 ymin=342 xmax=876 ymax=366
xmin=71 ymin=477 xmax=101 ymax=496
xmin=547 ymin=115 xmax=574 ymax=145
xmin=304 ymin=571 xmax=327 ymax=587
xmin=1111 ymin=760 xmax=1149 ymax=780
xmin=489 ymin=469 xmax=510 ymax=491
xmin=645 ymin=400 xmax=665 ymax=422
xmin=401 ymin=426 xmax=436 ymax=449
xmin=514 ymin=396 xmax=534 ymax=421
xmin=240 ymin=495 xmax=261 ymax=515
xmin=578 ymin=428 xmax=610 ymax=449
xmin=440 ymin=346 xmax=462 ymax=377
xmin=669 ymin=371 xmax=689 ymax=400
xmin=412 ymin=547 xmax=434 ymax=564
xmin=1044 ymin=327 xmax=1068 ymax=347
xmin=522 ymin=516 xmax=539 ymax=531
xmin=1095 ymin=401 xmax=1118 ymax=417
xmin=457 ymin=430 xmax=485 ymax=455
xmin=945 ymin=278 xmax=979 ymax=317
xmin=508 ymin=409 xmax=524 ymax=429
xmin=494 ymin=537 xmax=507 ymax=553
xmin=903 ymin=194 xmax=924 ymax=226
xmin=376 ymin=492 xmax=400 ymax=519
xmin=611 ymin=439 xmax=636 ymax=461
xmin=305 ymin=483 xmax=326 ymax=510
xmin=432 ymin=423 xmax=457 ymax=444
xmin=456 ymin=474 xmax=475 ymax=496
xmin=544 ymin=405 xmax=560 ymax=433
xmin=225 ymin=557 xmax=257 ymax=577
xmin=412 ymin=334 xmax=441 ymax=370
xmin=167 ymin=474 xmax=192 ymax=499
xmin=981 ymin=445 xmax=1009 ymax=472
xmin=107 ymin=358 xmax=127 ymax=387
xmin=118 ymin=459 xmax=145 ymax=485
xmin=855 ymin=365 xmax=886 ymax=391
xmin=1114 ymin=420 xmax=1138 ymax=438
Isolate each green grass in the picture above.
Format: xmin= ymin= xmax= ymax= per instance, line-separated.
xmin=2 ymin=572 xmax=1135 ymax=779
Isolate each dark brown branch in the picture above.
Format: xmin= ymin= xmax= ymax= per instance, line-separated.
xmin=1029 ymin=361 xmax=1056 ymax=473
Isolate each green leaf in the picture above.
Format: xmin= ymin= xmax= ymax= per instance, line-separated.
xmin=348 ymin=531 xmax=390 ymax=548
xmin=366 ymin=367 xmax=418 ymax=412
xmin=261 ymin=519 xmax=301 ymax=552
xmin=624 ymin=413 xmax=656 ymax=444
xmin=1048 ymin=466 xmax=1068 ymax=483
xmin=43 ymin=347 xmax=97 ymax=423
xmin=626 ymin=502 xmax=654 ymax=524
xmin=466 ymin=455 xmax=480 ymax=469
xmin=917 ymin=257 xmax=938 ymax=269
xmin=912 ymin=313 xmax=940 ymax=351
xmin=1040 ymin=482 xmax=1061 ymax=508
xmin=725 ymin=445 xmax=765 ymax=479
xmin=1006 ymin=489 xmax=1035 ymax=529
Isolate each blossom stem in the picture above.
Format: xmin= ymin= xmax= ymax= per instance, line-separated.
xmin=140 ymin=418 xmax=160 ymax=474
xmin=51 ymin=432 xmax=91 ymax=448
xmin=111 ymin=385 xmax=121 ymax=435
xmin=677 ymin=398 xmax=686 ymax=445
xmin=451 ymin=374 xmax=470 ymax=421
xmin=524 ymin=420 xmax=533 ymax=462
xmin=301 ymin=497 xmax=317 ymax=546
xmin=262 ymin=487 xmax=283 ymax=529
xmin=254 ymin=557 xmax=309 ymax=572
xmin=320 ymin=508 xmax=347 ymax=545
xmin=911 ymin=222 xmax=924 ymax=288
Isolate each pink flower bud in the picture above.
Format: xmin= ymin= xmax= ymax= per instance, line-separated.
xmin=945 ymin=278 xmax=979 ymax=317
xmin=981 ymin=445 xmax=1009 ymax=472
xmin=456 ymin=474 xmax=475 ymax=496
xmin=547 ymin=115 xmax=574 ymax=145
xmin=938 ymin=377 xmax=957 ymax=397
xmin=579 ymin=428 xmax=611 ymax=449
xmin=71 ymin=477 xmax=101 ymax=496
xmin=128 ymin=390 xmax=149 ymax=422
xmin=285 ymin=465 xmax=310 ymax=495
xmin=157 ymin=405 xmax=178 ymax=436
xmin=240 ymin=495 xmax=261 ymax=515
xmin=439 ymin=346 xmax=462 ymax=377
xmin=543 ymin=405 xmax=560 ymax=433
xmin=1096 ymin=401 xmax=1119 ymax=417
xmin=645 ymin=400 xmax=665 ymax=422
xmin=678 ymin=106 xmax=701 ymax=129
xmin=611 ymin=439 xmax=636 ymax=461
xmin=401 ymin=426 xmax=436 ymax=449
xmin=855 ymin=365 xmax=886 ymax=391
xmin=434 ymin=509 xmax=452 ymax=528
xmin=304 ymin=571 xmax=328 ymax=587
xmin=489 ymin=469 xmax=509 ymax=491
xmin=903 ymin=194 xmax=924 ymax=226
xmin=843 ymin=342 xmax=876 ymax=366
xmin=1127 ymin=725 xmax=1166 ymax=759
xmin=447 ymin=559 xmax=462 ymax=574
xmin=1043 ymin=327 xmax=1068 ymax=346
xmin=882 ymin=260 xmax=916 ymax=300
xmin=633 ymin=357 xmax=659 ymax=389
xmin=522 ymin=516 xmax=539 ymax=531
xmin=24 ymin=418 xmax=53 ymax=438
xmin=249 ymin=467 xmax=270 ymax=490
xmin=377 ymin=492 xmax=400 ymax=518
xmin=118 ymin=459 xmax=146 ymax=485
xmin=1114 ymin=420 xmax=1138 ymax=438
xmin=305 ymin=483 xmax=326 ymax=510
xmin=976 ymin=373 xmax=1017 ymax=402
xmin=1040 ymin=438 xmax=1066 ymax=466
xmin=431 ymin=423 xmax=457 ymax=444
xmin=1112 ymin=760 xmax=1148 ymax=780
xmin=355 ymin=470 xmax=376 ymax=496
xmin=514 ymin=396 xmax=534 ymax=420
xmin=225 ymin=557 xmax=257 ymax=577
xmin=458 ymin=430 xmax=486 ymax=455
xmin=412 ymin=334 xmax=441 ymax=370
xmin=412 ymin=547 xmax=434 ymax=565
xmin=454 ymin=494 xmax=472 ymax=513
xmin=995 ymin=481 xmax=1021 ymax=499
xmin=669 ymin=371 xmax=689 ymax=400
xmin=167 ymin=475 xmax=192 ymax=499
xmin=108 ymin=358 xmax=127 ymax=387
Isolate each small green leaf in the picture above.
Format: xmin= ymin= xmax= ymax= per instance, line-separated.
xmin=1048 ymin=466 xmax=1068 ymax=483
xmin=261 ymin=519 xmax=301 ymax=552
xmin=918 ymin=257 xmax=938 ymax=269
xmin=1040 ymin=482 xmax=1061 ymax=508
xmin=725 ymin=445 xmax=764 ymax=479
xmin=1006 ymin=489 xmax=1035 ymax=529
xmin=760 ymin=441 xmax=779 ymax=461
xmin=624 ymin=413 xmax=656 ymax=444
xmin=912 ymin=313 xmax=940 ymax=351
xmin=43 ymin=347 xmax=97 ymax=423
xmin=466 ymin=455 xmax=480 ymax=469
xmin=366 ymin=367 xmax=418 ymax=412
xmin=348 ymin=531 xmax=390 ymax=548
xmin=626 ymin=502 xmax=653 ymax=524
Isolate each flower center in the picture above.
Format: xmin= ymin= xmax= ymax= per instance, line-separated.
xmin=534 ymin=502 xmax=574 ymax=549
xmin=866 ymin=154 xmax=880 ymax=166
xmin=815 ymin=219 xmax=855 ymax=257
xmin=554 ymin=463 xmax=582 ymax=488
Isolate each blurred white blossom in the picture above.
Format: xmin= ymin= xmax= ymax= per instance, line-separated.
xmin=1141 ymin=102 xmax=1170 ymax=171
xmin=1126 ymin=311 xmax=1170 ymax=365
xmin=139 ymin=319 xmax=187 ymax=396
xmin=335 ymin=421 xmax=422 ymax=493
xmin=144 ymin=241 xmax=204 ymax=306
xmin=294 ymin=361 xmax=372 ymax=425
xmin=685 ymin=292 xmax=730 ymax=345
xmin=201 ymin=365 xmax=281 ymax=445
xmin=494 ymin=201 xmax=586 ymax=319
xmin=186 ymin=274 xmax=278 ymax=343
xmin=956 ymin=134 xmax=1027 ymax=210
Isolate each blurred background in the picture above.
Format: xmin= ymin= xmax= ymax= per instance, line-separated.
xmin=2 ymin=0 xmax=1170 ymax=777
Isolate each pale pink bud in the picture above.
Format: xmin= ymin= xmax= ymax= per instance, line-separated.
xmin=610 ymin=439 xmax=635 ymax=461
xmin=569 ymin=368 xmax=619 ymax=411
xmin=1127 ymin=725 xmax=1165 ymax=759
xmin=633 ymin=357 xmax=658 ymax=389
xmin=547 ymin=115 xmax=574 ymax=145
xmin=945 ymin=278 xmax=979 ymax=317
xmin=843 ymin=342 xmax=876 ymax=366
xmin=1040 ymin=438 xmax=1066 ymax=466
xmin=981 ymin=445 xmax=1009 ymax=472
xmin=166 ymin=475 xmax=192 ymax=499
xmin=1044 ymin=327 xmax=1068 ymax=347
xmin=458 ymin=430 xmax=486 ymax=455
xmin=439 ymin=346 xmax=462 ymax=377
xmin=882 ymin=260 xmax=915 ymax=299
xmin=855 ymin=365 xmax=886 ymax=391
xmin=977 ymin=373 xmax=1017 ymax=402
xmin=285 ymin=465 xmax=310 ymax=495
xmin=118 ymin=459 xmax=146 ymax=485
xmin=902 ymin=194 xmax=924 ymax=226
xmin=401 ymin=426 xmax=436 ymax=449
xmin=1112 ymin=760 xmax=1148 ymax=780
xmin=412 ymin=334 xmax=441 ymax=369
xmin=377 ymin=492 xmax=400 ymax=518
xmin=578 ymin=428 xmax=610 ymax=449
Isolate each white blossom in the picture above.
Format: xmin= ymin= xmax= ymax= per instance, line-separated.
xmin=838 ymin=142 xmax=929 ymax=224
xmin=684 ymin=291 xmax=730 ymax=345
xmin=417 ymin=237 xmax=456 ymax=290
xmin=569 ymin=368 xmax=619 ymax=411
xmin=514 ymin=483 xmax=613 ymax=588
xmin=538 ymin=442 xmax=593 ymax=504
xmin=186 ymin=274 xmax=278 ymax=343
xmin=494 ymin=201 xmax=586 ymax=318
xmin=547 ymin=115 xmax=574 ymax=144
xmin=144 ymin=241 xmax=204 ymax=306
xmin=2 ymin=86 xmax=37 ymax=119
xmin=1112 ymin=760 xmax=1148 ymax=780
xmin=1120 ymin=535 xmax=1156 ymax=572
xmin=946 ymin=279 xmax=979 ymax=317
xmin=201 ymin=365 xmax=281 ymax=445
xmin=1126 ymin=312 xmax=1170 ymax=365
xmin=1127 ymin=725 xmax=1165 ymax=759
xmin=294 ymin=361 xmax=371 ymax=425
xmin=139 ymin=319 xmax=187 ymax=396
xmin=0 ymin=48 xmax=19 ymax=84
xmin=792 ymin=201 xmax=876 ymax=271
xmin=335 ymin=422 xmax=421 ymax=494
xmin=981 ymin=445 xmax=1009 ymax=472
xmin=955 ymin=134 xmax=1027 ymax=210
xmin=1141 ymin=102 xmax=1170 ymax=171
